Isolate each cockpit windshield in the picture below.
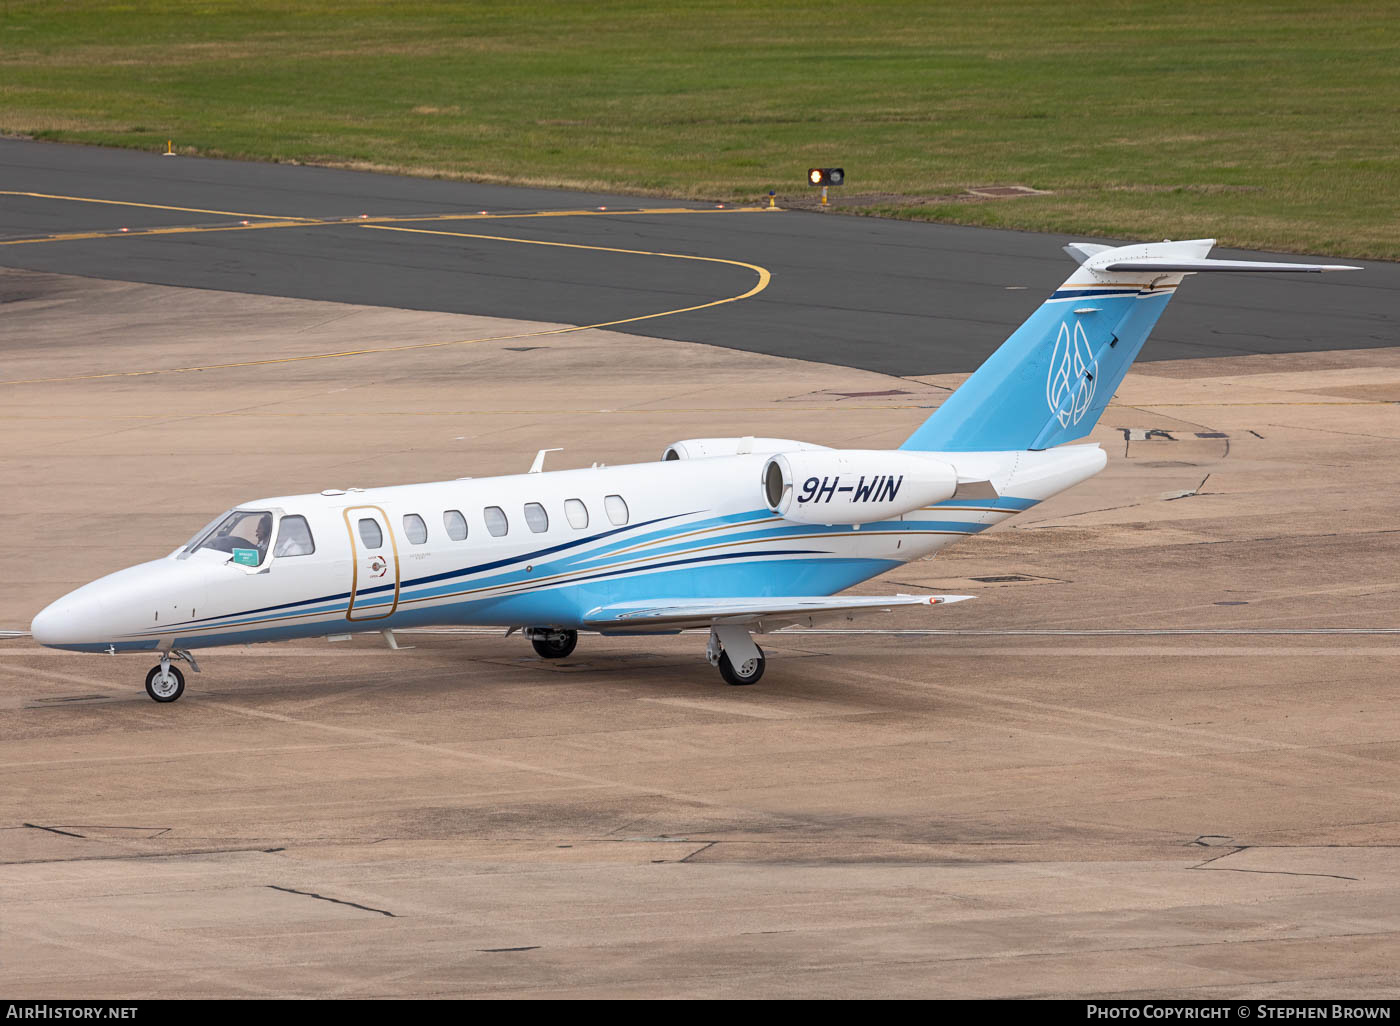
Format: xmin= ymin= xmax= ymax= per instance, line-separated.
xmin=186 ymin=510 xmax=273 ymax=566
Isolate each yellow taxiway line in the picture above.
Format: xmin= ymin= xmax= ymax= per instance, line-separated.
xmin=0 ymin=189 xmax=321 ymax=222
xmin=0 ymin=197 xmax=774 ymax=248
xmin=0 ymin=189 xmax=777 ymax=385
xmin=0 ymin=226 xmax=772 ymax=386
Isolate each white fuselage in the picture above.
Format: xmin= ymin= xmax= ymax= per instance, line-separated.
xmin=30 ymin=444 xmax=1106 ymax=654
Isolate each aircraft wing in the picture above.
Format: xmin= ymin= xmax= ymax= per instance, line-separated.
xmin=582 ymin=594 xmax=973 ymax=635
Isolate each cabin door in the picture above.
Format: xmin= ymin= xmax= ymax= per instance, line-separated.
xmin=343 ymin=506 xmax=401 ymax=621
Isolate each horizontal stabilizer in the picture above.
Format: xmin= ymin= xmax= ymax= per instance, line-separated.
xmin=1102 ymin=258 xmax=1362 ymax=273
xmin=584 ymin=594 xmax=973 ymax=634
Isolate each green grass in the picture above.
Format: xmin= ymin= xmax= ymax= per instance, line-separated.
xmin=2 ymin=0 xmax=1398 ymax=257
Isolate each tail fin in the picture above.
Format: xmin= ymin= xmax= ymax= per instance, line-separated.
xmin=902 ymin=239 xmax=1360 ymax=452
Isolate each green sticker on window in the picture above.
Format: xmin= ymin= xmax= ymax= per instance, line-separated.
xmin=231 ymin=548 xmax=259 ymax=567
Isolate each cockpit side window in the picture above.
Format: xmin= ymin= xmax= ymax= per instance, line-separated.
xmin=274 ymin=515 xmax=316 ymax=557
xmin=189 ymin=510 xmax=274 ymax=566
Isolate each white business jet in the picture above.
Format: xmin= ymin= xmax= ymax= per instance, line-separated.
xmin=30 ymin=239 xmax=1359 ymax=701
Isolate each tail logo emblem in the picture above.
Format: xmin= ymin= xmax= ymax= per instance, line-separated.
xmin=1047 ymin=321 xmax=1097 ymax=427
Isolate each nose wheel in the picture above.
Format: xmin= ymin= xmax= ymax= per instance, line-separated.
xmin=144 ymin=650 xmax=198 ymax=702
xmin=145 ymin=663 xmax=185 ymax=702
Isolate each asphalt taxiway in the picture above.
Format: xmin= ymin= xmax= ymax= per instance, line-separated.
xmin=1 ymin=141 xmax=1397 ymax=998
xmin=2 ymin=138 xmax=1395 ymax=375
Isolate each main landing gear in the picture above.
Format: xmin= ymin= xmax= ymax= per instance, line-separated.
xmin=521 ymin=624 xmax=768 ymax=685
xmin=707 ymin=625 xmax=765 ymax=686
xmin=527 ymin=627 xmax=578 ymax=660
xmin=144 ymin=650 xmax=200 ymax=703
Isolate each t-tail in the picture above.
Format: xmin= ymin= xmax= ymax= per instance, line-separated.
xmin=901 ymin=239 xmax=1360 ymax=453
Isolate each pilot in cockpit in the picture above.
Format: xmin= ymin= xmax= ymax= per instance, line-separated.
xmin=252 ymin=515 xmax=272 ymax=559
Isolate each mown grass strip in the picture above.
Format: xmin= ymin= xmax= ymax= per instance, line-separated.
xmin=1 ymin=0 xmax=1397 ymax=257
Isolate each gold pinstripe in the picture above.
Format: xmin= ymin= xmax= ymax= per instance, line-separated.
xmin=124 ymin=521 xmax=985 ymax=640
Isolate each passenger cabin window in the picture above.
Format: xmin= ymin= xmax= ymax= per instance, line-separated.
xmin=565 ymin=498 xmax=589 ymax=530
xmin=188 ymin=509 xmax=273 ymax=567
xmin=358 ymin=518 xmax=383 ymax=549
xmin=484 ymin=506 xmax=509 ymax=538
xmin=403 ymin=513 xmax=428 ymax=545
xmin=605 ymin=494 xmax=630 ymax=526
xmin=274 ymin=515 xmax=315 ymax=557
xmin=443 ymin=509 xmax=468 ymax=541
xmin=524 ymin=502 xmax=549 ymax=533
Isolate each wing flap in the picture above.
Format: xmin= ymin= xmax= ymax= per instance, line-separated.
xmin=583 ymin=594 xmax=973 ymax=634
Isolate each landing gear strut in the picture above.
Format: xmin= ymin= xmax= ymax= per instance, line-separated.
xmin=707 ymin=625 xmax=765 ymax=686
xmin=527 ymin=627 xmax=578 ymax=659
xmin=144 ymin=649 xmax=200 ymax=703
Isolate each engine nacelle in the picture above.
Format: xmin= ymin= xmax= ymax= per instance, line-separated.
xmin=662 ymin=437 xmax=829 ymax=461
xmin=763 ymin=450 xmax=959 ymax=525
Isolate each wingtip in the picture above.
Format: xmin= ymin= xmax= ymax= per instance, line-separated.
xmin=932 ymin=594 xmax=976 ymax=605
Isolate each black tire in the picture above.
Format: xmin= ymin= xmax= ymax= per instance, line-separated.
xmin=531 ymin=630 xmax=578 ymax=659
xmin=145 ymin=664 xmax=185 ymax=703
xmin=718 ymin=645 xmax=765 ymax=686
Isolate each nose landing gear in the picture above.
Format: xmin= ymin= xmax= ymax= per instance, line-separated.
xmin=144 ymin=649 xmax=200 ymax=702
xmin=145 ymin=661 xmax=184 ymax=702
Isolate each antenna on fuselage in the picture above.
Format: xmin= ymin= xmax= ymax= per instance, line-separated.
xmin=529 ymin=448 xmax=563 ymax=474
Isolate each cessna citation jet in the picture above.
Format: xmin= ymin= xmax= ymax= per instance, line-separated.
xmin=31 ymin=239 xmax=1359 ymax=701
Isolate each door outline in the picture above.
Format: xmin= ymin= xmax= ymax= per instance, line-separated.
xmin=344 ymin=505 xmax=401 ymax=621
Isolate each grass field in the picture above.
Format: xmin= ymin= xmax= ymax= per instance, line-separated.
xmin=2 ymin=0 xmax=1398 ymax=258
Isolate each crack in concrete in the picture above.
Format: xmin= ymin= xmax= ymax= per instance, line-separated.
xmin=266 ymin=884 xmax=396 ymax=918
xmin=1188 ymin=845 xmax=1362 ymax=881
xmin=2 ymin=845 xmax=287 ymax=866
xmin=678 ymin=841 xmax=718 ymax=863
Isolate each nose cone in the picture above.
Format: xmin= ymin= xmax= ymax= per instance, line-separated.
xmin=31 ymin=559 xmax=206 ymax=652
xmin=31 ymin=588 xmax=112 ymax=649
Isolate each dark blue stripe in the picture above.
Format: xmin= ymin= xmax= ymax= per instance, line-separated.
xmin=165 ymin=509 xmax=699 ymax=628
xmin=1049 ymin=288 xmax=1142 ymax=300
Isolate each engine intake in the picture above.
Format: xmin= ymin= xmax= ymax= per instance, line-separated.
xmin=763 ymin=450 xmax=959 ymax=525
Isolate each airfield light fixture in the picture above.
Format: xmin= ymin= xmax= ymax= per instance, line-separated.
xmin=807 ymin=167 xmax=845 ymax=206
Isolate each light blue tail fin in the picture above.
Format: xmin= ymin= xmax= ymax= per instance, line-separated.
xmin=901 ymin=240 xmax=1359 ymax=452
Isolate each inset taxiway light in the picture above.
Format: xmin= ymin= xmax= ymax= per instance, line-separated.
xmin=808 ymin=168 xmax=845 ymax=187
